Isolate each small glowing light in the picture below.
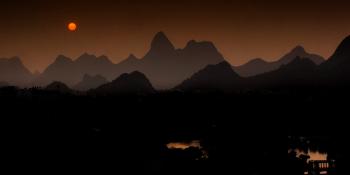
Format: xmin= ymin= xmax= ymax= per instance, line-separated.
xmin=68 ymin=22 xmax=77 ymax=31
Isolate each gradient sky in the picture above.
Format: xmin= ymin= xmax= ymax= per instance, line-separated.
xmin=1 ymin=0 xmax=350 ymax=72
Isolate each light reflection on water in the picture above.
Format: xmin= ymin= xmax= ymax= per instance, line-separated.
xmin=288 ymin=149 xmax=327 ymax=161
xmin=166 ymin=140 xmax=201 ymax=150
xmin=289 ymin=149 xmax=328 ymax=175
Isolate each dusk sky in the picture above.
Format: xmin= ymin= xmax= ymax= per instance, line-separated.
xmin=1 ymin=0 xmax=350 ymax=72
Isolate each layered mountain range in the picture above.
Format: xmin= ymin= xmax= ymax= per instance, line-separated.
xmin=1 ymin=32 xmax=350 ymax=92
xmin=30 ymin=31 xmax=224 ymax=89
xmin=233 ymin=46 xmax=324 ymax=77
xmin=177 ymin=35 xmax=350 ymax=91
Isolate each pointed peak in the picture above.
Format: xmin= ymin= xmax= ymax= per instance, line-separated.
xmin=291 ymin=45 xmax=306 ymax=54
xmin=77 ymin=53 xmax=97 ymax=60
xmin=282 ymin=56 xmax=317 ymax=68
xmin=251 ymin=58 xmax=266 ymax=62
xmin=185 ymin=40 xmax=216 ymax=49
xmin=176 ymin=61 xmax=240 ymax=91
xmin=95 ymin=70 xmax=155 ymax=94
xmin=150 ymin=31 xmax=175 ymax=50
xmin=97 ymin=55 xmax=113 ymax=63
xmin=246 ymin=58 xmax=268 ymax=64
xmin=117 ymin=71 xmax=146 ymax=80
xmin=127 ymin=54 xmax=138 ymax=60
xmin=55 ymin=55 xmax=73 ymax=63
xmin=200 ymin=61 xmax=234 ymax=73
xmin=154 ymin=31 xmax=168 ymax=40
xmin=186 ymin=40 xmax=197 ymax=47
xmin=129 ymin=71 xmax=145 ymax=77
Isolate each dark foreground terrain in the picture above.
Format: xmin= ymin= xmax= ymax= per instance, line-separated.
xmin=1 ymin=86 xmax=348 ymax=175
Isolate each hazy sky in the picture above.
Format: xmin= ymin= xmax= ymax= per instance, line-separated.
xmin=1 ymin=0 xmax=350 ymax=72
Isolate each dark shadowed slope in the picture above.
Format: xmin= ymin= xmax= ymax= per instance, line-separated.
xmin=92 ymin=71 xmax=155 ymax=95
xmin=175 ymin=61 xmax=241 ymax=91
xmin=74 ymin=74 xmax=108 ymax=91
xmin=234 ymin=46 xmax=324 ymax=77
xmin=320 ymin=35 xmax=350 ymax=82
xmin=45 ymin=81 xmax=73 ymax=94
xmin=247 ymin=57 xmax=318 ymax=88
xmin=0 ymin=57 xmax=33 ymax=86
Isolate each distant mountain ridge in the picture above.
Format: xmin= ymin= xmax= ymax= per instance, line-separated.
xmin=33 ymin=54 xmax=116 ymax=87
xmin=0 ymin=57 xmax=33 ymax=86
xmin=177 ymin=34 xmax=350 ymax=91
xmin=234 ymin=46 xmax=325 ymax=77
xmin=31 ymin=31 xmax=225 ymax=89
xmin=135 ymin=32 xmax=225 ymax=89
xmin=3 ymin=33 xmax=350 ymax=92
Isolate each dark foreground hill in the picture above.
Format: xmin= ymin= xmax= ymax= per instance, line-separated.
xmin=91 ymin=71 xmax=156 ymax=95
xmin=1 ymin=84 xmax=348 ymax=174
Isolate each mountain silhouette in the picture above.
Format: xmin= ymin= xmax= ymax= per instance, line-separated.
xmin=32 ymin=32 xmax=225 ymax=89
xmin=326 ymin=35 xmax=350 ymax=63
xmin=92 ymin=71 xmax=155 ymax=95
xmin=143 ymin=31 xmax=177 ymax=62
xmin=75 ymin=53 xmax=114 ymax=75
xmin=247 ymin=57 xmax=318 ymax=88
xmin=113 ymin=54 xmax=141 ymax=78
xmin=74 ymin=74 xmax=108 ymax=91
xmin=33 ymin=54 xmax=116 ymax=87
xmin=320 ymin=35 xmax=350 ymax=82
xmin=34 ymin=55 xmax=76 ymax=86
xmin=175 ymin=61 xmax=241 ymax=91
xmin=45 ymin=81 xmax=73 ymax=93
xmin=0 ymin=57 xmax=33 ymax=86
xmin=234 ymin=46 xmax=324 ymax=77
xmin=118 ymin=54 xmax=139 ymax=66
xmin=138 ymin=32 xmax=225 ymax=89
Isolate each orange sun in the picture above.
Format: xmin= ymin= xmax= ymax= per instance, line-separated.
xmin=68 ymin=22 xmax=77 ymax=31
